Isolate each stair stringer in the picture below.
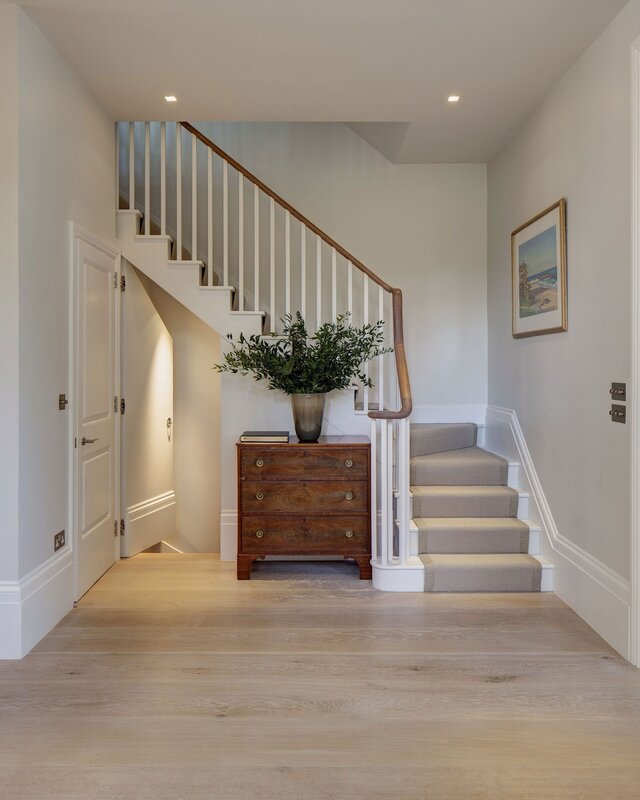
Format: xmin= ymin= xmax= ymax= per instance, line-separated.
xmin=116 ymin=211 xmax=264 ymax=340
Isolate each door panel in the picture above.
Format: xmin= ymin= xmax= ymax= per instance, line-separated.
xmin=74 ymin=237 xmax=118 ymax=600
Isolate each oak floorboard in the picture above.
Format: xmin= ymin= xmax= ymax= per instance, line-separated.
xmin=1 ymin=554 xmax=639 ymax=799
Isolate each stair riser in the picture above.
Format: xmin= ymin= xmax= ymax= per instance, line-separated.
xmin=419 ymin=530 xmax=529 ymax=554
xmin=410 ymin=462 xmax=507 ymax=486
xmin=410 ymin=424 xmax=477 ymax=457
xmin=424 ymin=570 xmax=542 ymax=592
xmin=412 ymin=493 xmax=519 ymax=519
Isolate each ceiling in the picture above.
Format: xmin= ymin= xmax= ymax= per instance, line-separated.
xmin=20 ymin=0 xmax=628 ymax=163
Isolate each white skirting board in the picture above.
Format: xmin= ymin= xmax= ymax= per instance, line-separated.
xmin=0 ymin=549 xmax=74 ymax=659
xmin=484 ymin=405 xmax=630 ymax=658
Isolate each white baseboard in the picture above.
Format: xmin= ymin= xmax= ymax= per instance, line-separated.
xmin=485 ymin=404 xmax=630 ymax=657
xmin=220 ymin=509 xmax=238 ymax=561
xmin=124 ymin=491 xmax=176 ymax=557
xmin=411 ymin=403 xmax=487 ymax=425
xmin=0 ymin=549 xmax=74 ymax=659
xmin=372 ymin=556 xmax=424 ymax=591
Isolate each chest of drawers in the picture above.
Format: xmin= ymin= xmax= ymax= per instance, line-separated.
xmin=236 ymin=436 xmax=372 ymax=580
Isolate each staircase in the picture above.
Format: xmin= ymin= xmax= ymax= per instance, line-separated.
xmin=410 ymin=423 xmax=551 ymax=592
xmin=115 ymin=120 xmax=552 ymax=592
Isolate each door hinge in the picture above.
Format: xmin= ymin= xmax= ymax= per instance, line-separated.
xmin=120 ymin=519 xmax=125 ymax=536
xmin=114 ymin=272 xmax=118 ymax=289
xmin=114 ymin=396 xmax=118 ymax=413
xmin=113 ymin=520 xmax=118 ymax=538
xmin=120 ymin=397 xmax=126 ymax=414
xmin=121 ymin=274 xmax=126 ymax=292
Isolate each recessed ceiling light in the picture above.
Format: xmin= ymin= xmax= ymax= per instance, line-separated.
xmin=164 ymin=95 xmax=177 ymax=103
xmin=448 ymin=95 xmax=460 ymax=103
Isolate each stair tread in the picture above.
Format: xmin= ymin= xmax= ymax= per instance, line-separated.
xmin=413 ymin=517 xmax=529 ymax=531
xmin=411 ymin=485 xmax=519 ymax=497
xmin=421 ymin=553 xmax=540 ymax=567
xmin=410 ymin=446 xmax=508 ymax=486
xmin=411 ymin=484 xmax=520 ymax=519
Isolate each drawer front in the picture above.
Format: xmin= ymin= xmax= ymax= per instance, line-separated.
xmin=241 ymin=447 xmax=368 ymax=480
xmin=240 ymin=516 xmax=306 ymax=552
xmin=240 ymin=515 xmax=370 ymax=554
xmin=241 ymin=450 xmax=305 ymax=479
xmin=303 ymin=449 xmax=368 ymax=479
xmin=242 ymin=481 xmax=368 ymax=513
xmin=305 ymin=516 xmax=370 ymax=553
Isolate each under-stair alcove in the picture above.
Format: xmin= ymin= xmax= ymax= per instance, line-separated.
xmin=122 ymin=261 xmax=221 ymax=556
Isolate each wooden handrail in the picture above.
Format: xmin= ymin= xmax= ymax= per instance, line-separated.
xmin=180 ymin=121 xmax=412 ymax=420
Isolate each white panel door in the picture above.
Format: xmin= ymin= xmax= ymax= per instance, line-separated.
xmin=74 ymin=236 xmax=118 ymax=600
xmin=121 ymin=263 xmax=176 ymax=556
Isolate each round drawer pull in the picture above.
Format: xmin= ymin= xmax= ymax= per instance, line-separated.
xmin=255 ymin=491 xmax=264 ymax=501
xmin=344 ymin=459 xmax=353 ymax=468
xmin=255 ymin=458 xmax=264 ymax=468
xmin=345 ymin=529 xmax=354 ymax=539
xmin=255 ymin=530 xmax=265 ymax=539
xmin=345 ymin=491 xmax=354 ymax=501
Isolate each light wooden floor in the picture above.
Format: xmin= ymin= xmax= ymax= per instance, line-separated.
xmin=2 ymin=555 xmax=640 ymax=799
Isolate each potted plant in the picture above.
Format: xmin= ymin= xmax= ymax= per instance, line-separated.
xmin=214 ymin=312 xmax=391 ymax=442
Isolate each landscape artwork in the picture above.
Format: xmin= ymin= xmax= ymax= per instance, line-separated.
xmin=511 ymin=199 xmax=567 ymax=338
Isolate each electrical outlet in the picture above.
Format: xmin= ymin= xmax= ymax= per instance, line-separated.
xmin=54 ymin=530 xmax=65 ymax=552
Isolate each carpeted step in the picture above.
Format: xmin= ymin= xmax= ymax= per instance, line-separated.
xmin=411 ymin=485 xmax=519 ymax=518
xmin=410 ymin=423 xmax=477 ymax=457
xmin=420 ymin=554 xmax=542 ymax=592
xmin=410 ymin=446 xmax=508 ymax=486
xmin=415 ymin=517 xmax=530 ymax=554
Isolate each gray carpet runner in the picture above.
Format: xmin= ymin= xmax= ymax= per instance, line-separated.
xmin=411 ymin=423 xmax=540 ymax=593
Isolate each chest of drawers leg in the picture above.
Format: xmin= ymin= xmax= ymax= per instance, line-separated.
xmin=237 ymin=437 xmax=371 ymax=580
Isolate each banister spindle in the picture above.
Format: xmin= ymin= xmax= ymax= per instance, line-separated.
xmin=378 ymin=286 xmax=385 ymax=412
xmin=191 ymin=135 xmax=198 ymax=262
xmin=253 ymin=185 xmax=260 ymax=312
xmin=128 ymin=122 xmax=135 ymax=212
xmin=331 ymin=249 xmax=337 ymax=321
xmin=270 ymin=198 xmax=275 ymax=330
xmin=160 ymin=122 xmax=167 ymax=235
xmin=238 ymin=172 xmax=244 ymax=311
xmin=316 ymin=236 xmax=322 ymax=328
xmin=176 ymin=124 xmax=182 ymax=259
xmin=285 ymin=211 xmax=291 ymax=317
xmin=301 ymin=224 xmax=306 ymax=320
xmin=115 ymin=123 xmax=120 ymax=209
xmin=144 ymin=122 xmax=150 ymax=235
xmin=223 ymin=160 xmax=229 ymax=286
xmin=207 ymin=147 xmax=213 ymax=285
xmin=363 ymin=274 xmax=369 ymax=412
xmin=347 ymin=261 xmax=353 ymax=325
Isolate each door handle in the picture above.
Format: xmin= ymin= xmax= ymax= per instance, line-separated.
xmin=81 ymin=437 xmax=98 ymax=446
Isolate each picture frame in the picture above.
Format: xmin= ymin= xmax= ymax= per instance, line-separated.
xmin=511 ymin=198 xmax=567 ymax=338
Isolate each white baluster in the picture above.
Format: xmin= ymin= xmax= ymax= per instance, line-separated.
xmin=398 ymin=417 xmax=410 ymax=564
xmin=254 ymin=185 xmax=259 ymax=312
xmin=160 ymin=122 xmax=166 ymax=235
xmin=270 ymin=198 xmax=275 ymax=330
xmin=378 ymin=286 xmax=384 ymax=412
xmin=115 ymin=123 xmax=120 ymax=210
xmin=363 ymin=275 xmax=369 ymax=412
xmin=347 ymin=261 xmax=353 ymax=324
xmin=316 ymin=236 xmax=322 ymax=328
xmin=380 ymin=419 xmax=389 ymax=565
xmin=285 ymin=211 xmax=291 ymax=317
xmin=331 ymin=249 xmax=337 ymax=321
xmin=128 ymin=122 xmax=135 ymax=212
xmin=176 ymin=124 xmax=182 ymax=259
xmin=301 ymin=225 xmax=306 ymax=320
xmin=238 ymin=172 xmax=244 ymax=311
xmin=386 ymin=420 xmax=394 ymax=563
xmin=223 ymin=160 xmax=229 ymax=286
xmin=144 ymin=122 xmax=150 ymax=235
xmin=370 ymin=418 xmax=378 ymax=562
xmin=207 ymin=148 xmax=213 ymax=285
xmin=191 ymin=135 xmax=197 ymax=261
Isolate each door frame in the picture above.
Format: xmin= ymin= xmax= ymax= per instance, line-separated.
xmin=68 ymin=222 xmax=122 ymax=602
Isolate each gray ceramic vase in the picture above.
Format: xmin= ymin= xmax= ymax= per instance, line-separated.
xmin=290 ymin=393 xmax=326 ymax=442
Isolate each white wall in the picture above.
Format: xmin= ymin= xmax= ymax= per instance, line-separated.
xmin=196 ymin=122 xmax=488 ymax=408
xmin=0 ymin=7 xmax=115 ymax=657
xmin=139 ymin=273 xmax=222 ymax=553
xmin=487 ymin=0 xmax=640 ymax=656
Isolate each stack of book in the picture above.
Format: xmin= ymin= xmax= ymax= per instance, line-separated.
xmin=239 ymin=430 xmax=290 ymax=443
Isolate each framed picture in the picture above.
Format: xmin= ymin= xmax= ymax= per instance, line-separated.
xmin=511 ymin=199 xmax=567 ymax=338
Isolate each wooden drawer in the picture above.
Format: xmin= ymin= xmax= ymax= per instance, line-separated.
xmin=241 ymin=480 xmax=368 ymax=514
xmin=241 ymin=516 xmax=306 ymax=552
xmin=241 ymin=447 xmax=368 ymax=480
xmin=304 ymin=516 xmax=369 ymax=553
xmin=240 ymin=515 xmax=369 ymax=554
